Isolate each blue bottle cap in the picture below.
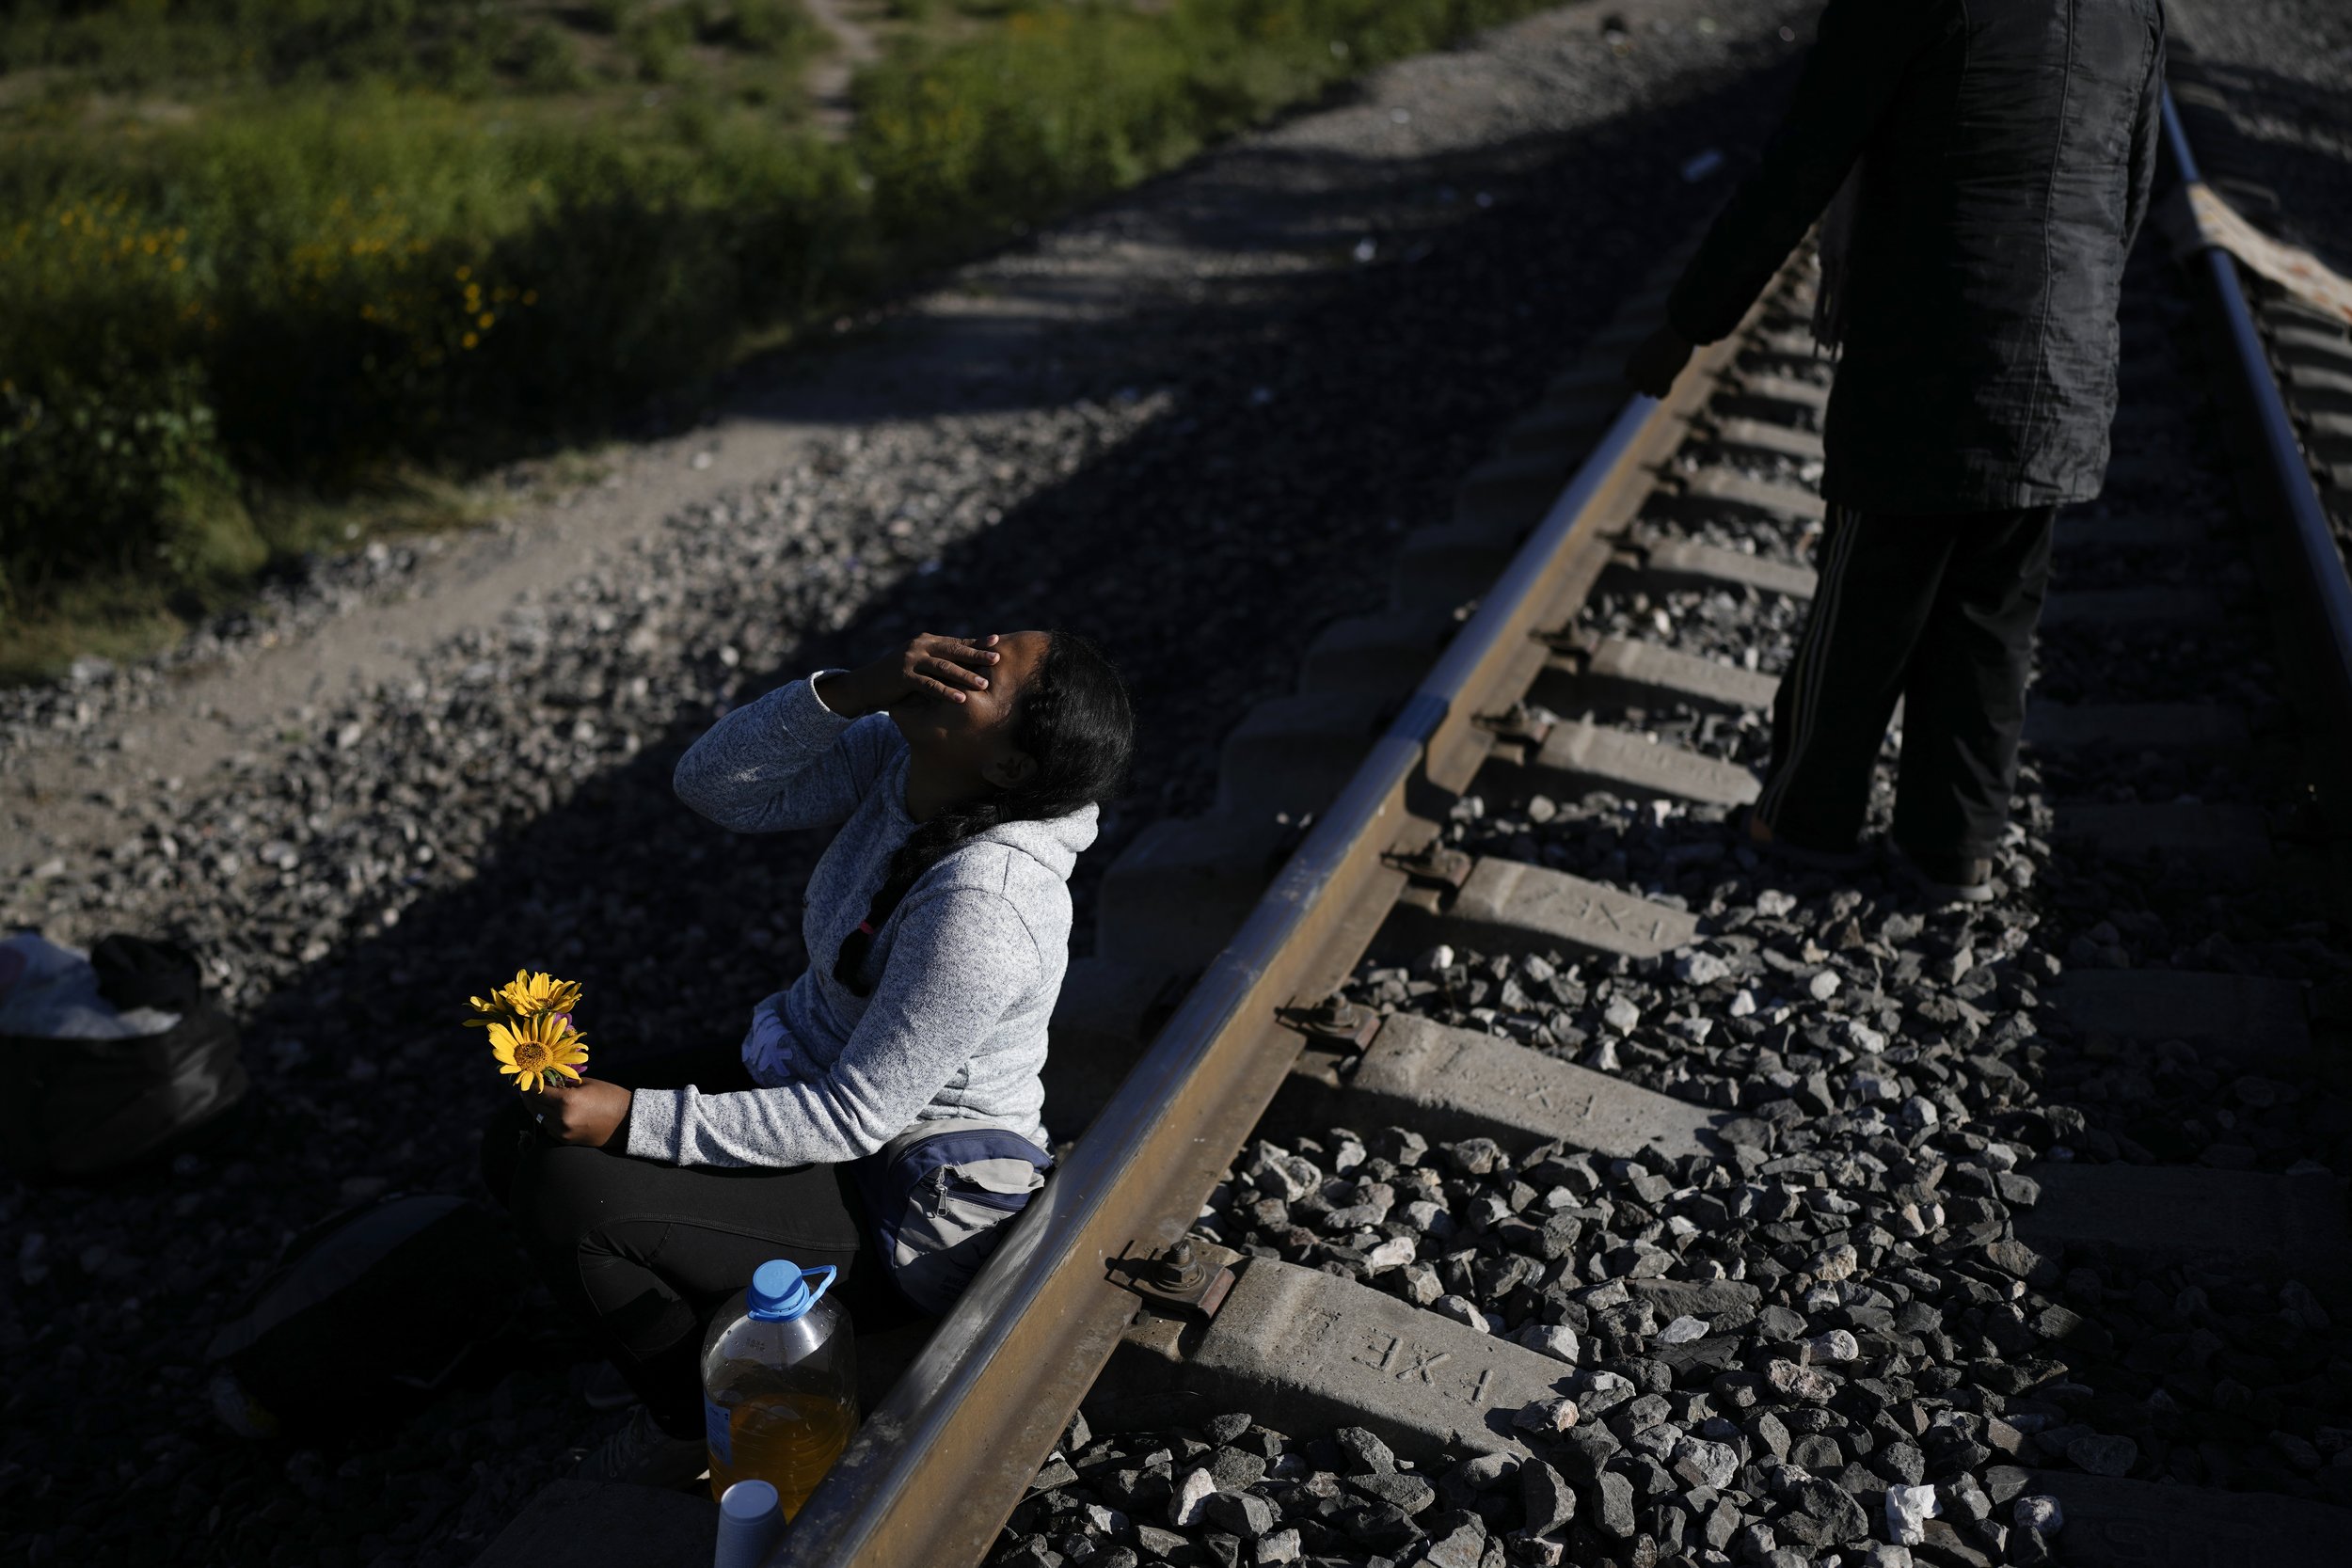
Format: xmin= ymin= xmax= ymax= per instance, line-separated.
xmin=746 ymin=1259 xmax=837 ymax=1322
xmin=720 ymin=1479 xmax=781 ymax=1524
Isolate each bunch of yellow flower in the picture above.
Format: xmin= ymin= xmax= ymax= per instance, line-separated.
xmin=465 ymin=969 xmax=589 ymax=1092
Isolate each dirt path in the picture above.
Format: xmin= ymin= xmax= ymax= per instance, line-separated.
xmin=800 ymin=0 xmax=881 ymax=135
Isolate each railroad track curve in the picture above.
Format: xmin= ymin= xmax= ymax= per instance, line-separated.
xmin=753 ymin=73 xmax=2352 ymax=1568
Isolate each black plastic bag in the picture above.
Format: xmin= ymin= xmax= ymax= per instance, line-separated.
xmin=0 ymin=935 xmax=246 ymax=1180
xmin=207 ymin=1195 xmax=522 ymax=1438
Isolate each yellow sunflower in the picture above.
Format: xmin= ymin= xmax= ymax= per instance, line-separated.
xmin=463 ymin=969 xmax=583 ymax=1027
xmin=488 ymin=1011 xmax=590 ymax=1093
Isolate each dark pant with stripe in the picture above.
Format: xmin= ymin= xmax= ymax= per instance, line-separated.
xmin=1754 ymin=502 xmax=2057 ymax=861
xmin=480 ymin=1044 xmax=922 ymax=1436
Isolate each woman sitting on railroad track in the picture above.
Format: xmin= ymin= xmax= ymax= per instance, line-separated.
xmin=480 ymin=629 xmax=1134 ymax=1488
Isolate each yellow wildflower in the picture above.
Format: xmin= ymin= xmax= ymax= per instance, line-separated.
xmin=465 ymin=969 xmax=583 ymax=1025
xmin=488 ymin=1012 xmax=590 ymax=1093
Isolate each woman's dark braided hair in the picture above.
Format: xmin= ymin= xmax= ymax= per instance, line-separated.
xmin=833 ymin=630 xmax=1135 ymax=995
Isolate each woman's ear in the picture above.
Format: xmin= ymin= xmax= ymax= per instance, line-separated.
xmin=981 ymin=748 xmax=1039 ymax=790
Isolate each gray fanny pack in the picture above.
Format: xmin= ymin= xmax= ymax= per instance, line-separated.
xmin=851 ymin=1119 xmax=1051 ymax=1316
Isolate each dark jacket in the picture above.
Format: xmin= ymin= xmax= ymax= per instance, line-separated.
xmin=1667 ymin=0 xmax=2167 ymax=515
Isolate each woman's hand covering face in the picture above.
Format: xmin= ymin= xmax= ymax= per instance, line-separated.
xmin=818 ymin=633 xmax=1002 ymax=718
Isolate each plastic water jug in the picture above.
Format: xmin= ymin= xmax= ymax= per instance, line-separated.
xmin=700 ymin=1259 xmax=857 ymax=1514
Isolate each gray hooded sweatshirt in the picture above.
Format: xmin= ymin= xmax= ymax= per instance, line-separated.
xmin=622 ymin=674 xmax=1093 ymax=1167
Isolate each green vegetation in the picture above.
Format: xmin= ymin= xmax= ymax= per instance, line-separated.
xmin=1 ymin=0 xmax=1555 ymax=676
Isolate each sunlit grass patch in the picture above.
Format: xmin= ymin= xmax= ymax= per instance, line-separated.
xmin=2 ymin=0 xmax=1562 ymax=678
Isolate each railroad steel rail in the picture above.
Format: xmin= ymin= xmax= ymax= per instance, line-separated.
xmin=765 ymin=83 xmax=2352 ymax=1568
xmin=2160 ymin=88 xmax=2352 ymax=910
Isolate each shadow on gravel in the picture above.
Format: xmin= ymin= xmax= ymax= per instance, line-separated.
xmin=4 ymin=54 xmax=1821 ymax=1568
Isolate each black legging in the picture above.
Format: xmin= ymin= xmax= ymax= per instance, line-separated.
xmin=480 ymin=1042 xmax=925 ymax=1436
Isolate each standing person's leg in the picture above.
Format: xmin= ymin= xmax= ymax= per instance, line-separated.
xmin=1890 ymin=505 xmax=2058 ymax=876
xmin=1753 ymin=507 xmax=1957 ymax=853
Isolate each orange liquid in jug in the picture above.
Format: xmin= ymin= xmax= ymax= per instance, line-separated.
xmin=707 ymin=1392 xmax=859 ymax=1514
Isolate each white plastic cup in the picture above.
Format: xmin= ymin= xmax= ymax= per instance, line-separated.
xmin=714 ymin=1479 xmax=785 ymax=1568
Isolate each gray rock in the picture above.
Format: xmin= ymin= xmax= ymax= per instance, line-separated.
xmin=1553 ymin=1428 xmax=1622 ymax=1487
xmin=1789 ymin=1434 xmax=1842 ymax=1472
xmin=1675 ymin=951 xmax=1730 ymax=986
xmin=1870 ymin=1440 xmax=1925 ymax=1486
xmin=1593 ymin=1471 xmax=1637 ymax=1539
xmin=1515 ymin=1322 xmax=1581 ymax=1363
xmin=1669 ymin=1436 xmax=1739 ymax=1491
xmin=1208 ymin=1448 xmax=1267 ymax=1492
xmin=1984 ymin=1239 xmax=2046 ymax=1281
xmin=1336 ymin=1426 xmax=1398 ymax=1476
xmin=1133 ymin=1525 xmax=1188 ymax=1558
xmin=1203 ymin=1413 xmax=1251 ymax=1445
xmin=1514 ymin=1397 xmax=1581 ymax=1435
xmin=1197 ymin=1490 xmax=1276 ymax=1538
xmin=1781 ymin=1476 xmax=1870 ymax=1546
xmin=2012 ymin=1495 xmax=2063 ymax=1533
xmin=1336 ymin=1498 xmax=1419 ymax=1552
xmin=1169 ymin=1467 xmax=1216 ymax=1527
xmin=1629 ymin=1278 xmax=1762 ymax=1319
xmin=1520 ymin=1459 xmax=1576 ymax=1538
xmin=2066 ymin=1433 xmax=2137 ymax=1477
xmin=1416 ymin=1518 xmax=1487 ymax=1568
xmin=1766 ymin=1360 xmax=1837 ymax=1402
xmin=1576 ymin=1372 xmax=1636 ymax=1418
xmin=1432 ymin=1293 xmax=1489 ymax=1332
xmin=1349 ymin=1469 xmax=1437 ymax=1514
xmin=1698 ymin=1497 xmax=1740 ymax=1552
xmin=1945 ymin=1472 xmax=1993 ymax=1525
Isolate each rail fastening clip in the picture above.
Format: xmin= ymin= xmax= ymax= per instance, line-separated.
xmin=1106 ymin=1240 xmax=1236 ymax=1323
